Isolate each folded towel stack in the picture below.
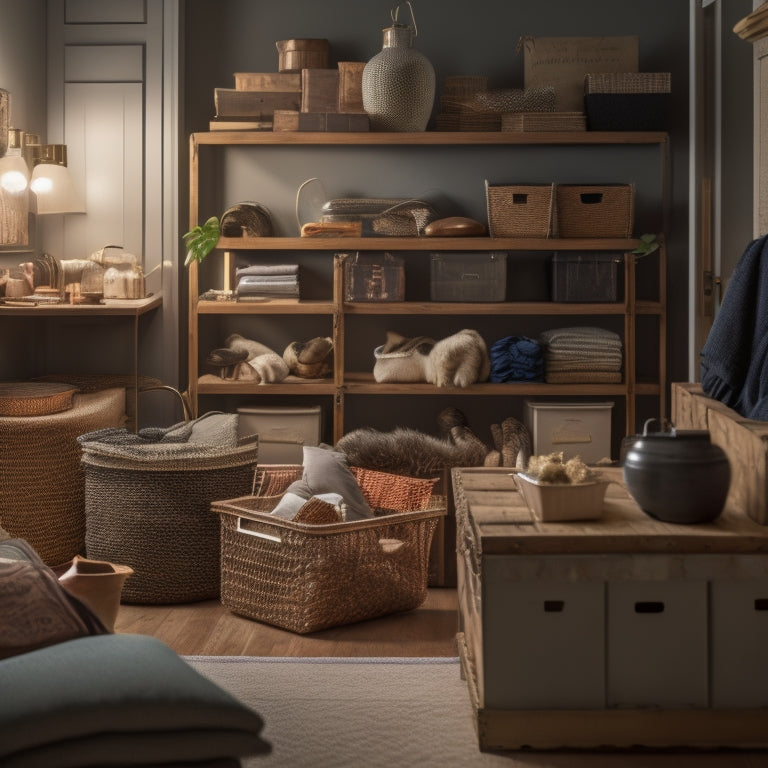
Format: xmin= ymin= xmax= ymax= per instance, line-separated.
xmin=488 ymin=335 xmax=544 ymax=382
xmin=539 ymin=326 xmax=623 ymax=384
xmin=236 ymin=264 xmax=299 ymax=299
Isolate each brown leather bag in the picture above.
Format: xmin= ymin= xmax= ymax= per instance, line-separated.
xmin=0 ymin=539 xmax=107 ymax=659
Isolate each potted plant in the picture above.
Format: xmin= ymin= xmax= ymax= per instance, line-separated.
xmin=183 ymin=216 xmax=220 ymax=267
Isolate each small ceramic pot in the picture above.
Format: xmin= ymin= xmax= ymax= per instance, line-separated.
xmin=623 ymin=419 xmax=730 ymax=524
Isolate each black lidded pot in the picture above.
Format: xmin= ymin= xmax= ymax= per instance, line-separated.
xmin=622 ymin=419 xmax=731 ymax=524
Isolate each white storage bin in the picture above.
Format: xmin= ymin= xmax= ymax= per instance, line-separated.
xmin=524 ymin=400 xmax=614 ymax=463
xmin=711 ymin=574 xmax=768 ymax=708
xmin=237 ymin=405 xmax=322 ymax=463
xmin=606 ymin=579 xmax=708 ymax=709
xmin=482 ymin=562 xmax=606 ymax=709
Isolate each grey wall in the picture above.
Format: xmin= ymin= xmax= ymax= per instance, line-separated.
xmin=181 ymin=0 xmax=695 ymax=440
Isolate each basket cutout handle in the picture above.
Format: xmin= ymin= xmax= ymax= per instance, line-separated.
xmin=379 ymin=538 xmax=404 ymax=554
xmin=236 ymin=517 xmax=282 ymax=543
xmin=512 ymin=193 xmax=529 ymax=205
xmin=579 ymin=192 xmax=604 ymax=205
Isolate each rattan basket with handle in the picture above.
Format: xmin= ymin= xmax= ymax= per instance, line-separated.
xmin=486 ymin=182 xmax=555 ymax=238
xmin=214 ymin=465 xmax=445 ymax=633
xmin=555 ymin=184 xmax=635 ymax=238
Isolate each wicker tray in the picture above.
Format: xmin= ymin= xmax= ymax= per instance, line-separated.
xmin=0 ymin=382 xmax=77 ymax=417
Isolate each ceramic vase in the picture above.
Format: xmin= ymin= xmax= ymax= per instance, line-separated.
xmin=362 ymin=3 xmax=435 ymax=132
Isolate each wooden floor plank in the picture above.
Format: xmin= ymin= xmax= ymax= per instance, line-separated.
xmin=114 ymin=588 xmax=459 ymax=657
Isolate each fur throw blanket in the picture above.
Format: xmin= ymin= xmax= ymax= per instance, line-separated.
xmin=373 ymin=330 xmax=490 ymax=387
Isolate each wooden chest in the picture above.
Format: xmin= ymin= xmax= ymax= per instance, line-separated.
xmin=671 ymin=382 xmax=768 ymax=524
xmin=453 ymin=466 xmax=768 ymax=751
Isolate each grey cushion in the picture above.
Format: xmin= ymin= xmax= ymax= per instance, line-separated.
xmin=0 ymin=633 xmax=270 ymax=767
xmin=272 ymin=445 xmax=373 ymax=521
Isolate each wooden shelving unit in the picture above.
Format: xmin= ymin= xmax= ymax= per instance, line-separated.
xmin=188 ymin=130 xmax=667 ymax=446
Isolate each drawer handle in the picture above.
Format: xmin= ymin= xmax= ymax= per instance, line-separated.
xmin=543 ymin=600 xmax=564 ymax=613
xmin=754 ymin=598 xmax=768 ymax=611
xmin=635 ymin=601 xmax=664 ymax=614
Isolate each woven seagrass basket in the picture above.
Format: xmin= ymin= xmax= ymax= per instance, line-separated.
xmin=0 ymin=389 xmax=125 ymax=566
xmin=81 ymin=439 xmax=259 ymax=604
xmin=555 ymin=184 xmax=634 ymax=238
xmin=486 ymin=182 xmax=555 ymax=238
xmin=214 ymin=466 xmax=445 ymax=633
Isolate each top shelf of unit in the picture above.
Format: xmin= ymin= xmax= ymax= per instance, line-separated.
xmin=215 ymin=237 xmax=642 ymax=252
xmin=192 ymin=130 xmax=669 ymax=147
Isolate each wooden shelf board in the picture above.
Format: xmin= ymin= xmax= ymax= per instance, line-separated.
xmin=196 ymin=298 xmax=334 ymax=315
xmin=197 ymin=379 xmax=337 ymax=395
xmin=0 ymin=293 xmax=162 ymax=317
xmin=194 ymin=130 xmax=668 ymax=147
xmin=343 ymin=300 xmax=630 ymax=315
xmin=215 ymin=236 xmax=640 ymax=252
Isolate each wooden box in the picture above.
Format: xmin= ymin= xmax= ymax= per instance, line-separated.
xmin=301 ymin=68 xmax=340 ymax=113
xmin=233 ymin=72 xmax=301 ymax=91
xmin=214 ymin=88 xmax=300 ymax=118
xmin=671 ymin=382 xmax=768 ymax=525
xmin=276 ymin=38 xmax=329 ymax=73
xmin=274 ymin=110 xmax=369 ymax=132
xmin=521 ymin=35 xmax=639 ymax=112
xmin=338 ymin=61 xmax=365 ymax=113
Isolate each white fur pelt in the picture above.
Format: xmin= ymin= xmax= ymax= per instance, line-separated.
xmin=372 ymin=329 xmax=489 ymax=387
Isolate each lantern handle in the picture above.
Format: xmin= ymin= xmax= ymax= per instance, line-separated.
xmin=391 ymin=1 xmax=418 ymax=37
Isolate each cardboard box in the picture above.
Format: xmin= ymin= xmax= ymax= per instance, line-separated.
xmin=521 ymin=35 xmax=639 ymax=112
xmin=234 ymin=72 xmax=302 ymax=91
xmin=237 ymin=405 xmax=322 ymax=463
xmin=525 ymin=400 xmax=614 ymax=463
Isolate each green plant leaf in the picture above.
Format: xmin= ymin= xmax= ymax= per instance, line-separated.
xmin=631 ymin=233 xmax=659 ymax=257
xmin=183 ymin=216 xmax=220 ymax=267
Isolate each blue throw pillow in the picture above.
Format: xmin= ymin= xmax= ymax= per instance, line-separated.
xmin=0 ymin=633 xmax=270 ymax=767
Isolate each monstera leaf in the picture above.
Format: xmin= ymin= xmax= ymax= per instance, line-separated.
xmin=183 ymin=216 xmax=220 ymax=267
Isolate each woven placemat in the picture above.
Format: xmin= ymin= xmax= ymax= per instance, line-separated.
xmin=0 ymin=382 xmax=77 ymax=417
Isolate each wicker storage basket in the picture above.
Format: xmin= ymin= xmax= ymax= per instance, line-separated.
xmin=486 ymin=182 xmax=555 ymax=238
xmin=0 ymin=389 xmax=125 ymax=565
xmin=555 ymin=184 xmax=634 ymax=238
xmin=81 ymin=436 xmax=259 ymax=604
xmin=214 ymin=466 xmax=445 ymax=633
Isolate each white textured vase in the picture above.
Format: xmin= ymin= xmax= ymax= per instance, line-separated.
xmin=362 ymin=22 xmax=435 ymax=132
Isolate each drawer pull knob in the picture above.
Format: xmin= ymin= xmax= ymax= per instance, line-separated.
xmin=543 ymin=600 xmax=565 ymax=612
xmin=635 ymin=601 xmax=664 ymax=614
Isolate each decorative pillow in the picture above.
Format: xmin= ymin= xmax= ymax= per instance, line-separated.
xmin=271 ymin=446 xmax=373 ymax=521
xmin=0 ymin=633 xmax=271 ymax=767
xmin=0 ymin=539 xmax=107 ymax=660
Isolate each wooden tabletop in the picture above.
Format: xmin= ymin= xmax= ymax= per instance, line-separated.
xmin=452 ymin=466 xmax=768 ymax=555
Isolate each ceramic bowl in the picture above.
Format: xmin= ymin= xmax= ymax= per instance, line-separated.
xmin=513 ymin=473 xmax=609 ymax=522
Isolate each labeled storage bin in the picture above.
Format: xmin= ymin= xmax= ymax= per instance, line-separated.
xmin=585 ymin=72 xmax=671 ymax=131
xmin=430 ymin=251 xmax=506 ymax=302
xmin=213 ymin=466 xmax=445 ymax=633
xmin=555 ymin=184 xmax=634 ymax=238
xmin=551 ymin=253 xmax=623 ymax=302
xmin=343 ymin=252 xmax=404 ymax=302
xmin=485 ymin=181 xmax=554 ymax=238
xmin=237 ymin=405 xmax=322 ymax=464
xmin=606 ymin=579 xmax=708 ymax=708
xmin=524 ymin=400 xmax=614 ymax=463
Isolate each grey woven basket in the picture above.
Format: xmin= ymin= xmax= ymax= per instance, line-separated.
xmin=81 ymin=438 xmax=259 ymax=604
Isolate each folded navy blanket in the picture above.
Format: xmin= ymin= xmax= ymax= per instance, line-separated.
xmin=489 ymin=336 xmax=544 ymax=382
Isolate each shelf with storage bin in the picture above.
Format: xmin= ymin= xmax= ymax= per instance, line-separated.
xmin=188 ymin=130 xmax=667 ymax=454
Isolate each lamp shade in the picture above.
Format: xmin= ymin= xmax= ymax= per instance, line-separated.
xmin=31 ymin=162 xmax=85 ymax=214
xmin=0 ymin=154 xmax=29 ymax=194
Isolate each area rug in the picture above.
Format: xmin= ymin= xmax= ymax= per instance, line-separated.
xmin=184 ymin=655 xmax=768 ymax=768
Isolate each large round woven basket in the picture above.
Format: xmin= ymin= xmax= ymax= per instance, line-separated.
xmin=81 ymin=440 xmax=259 ymax=604
xmin=0 ymin=389 xmax=126 ymax=565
